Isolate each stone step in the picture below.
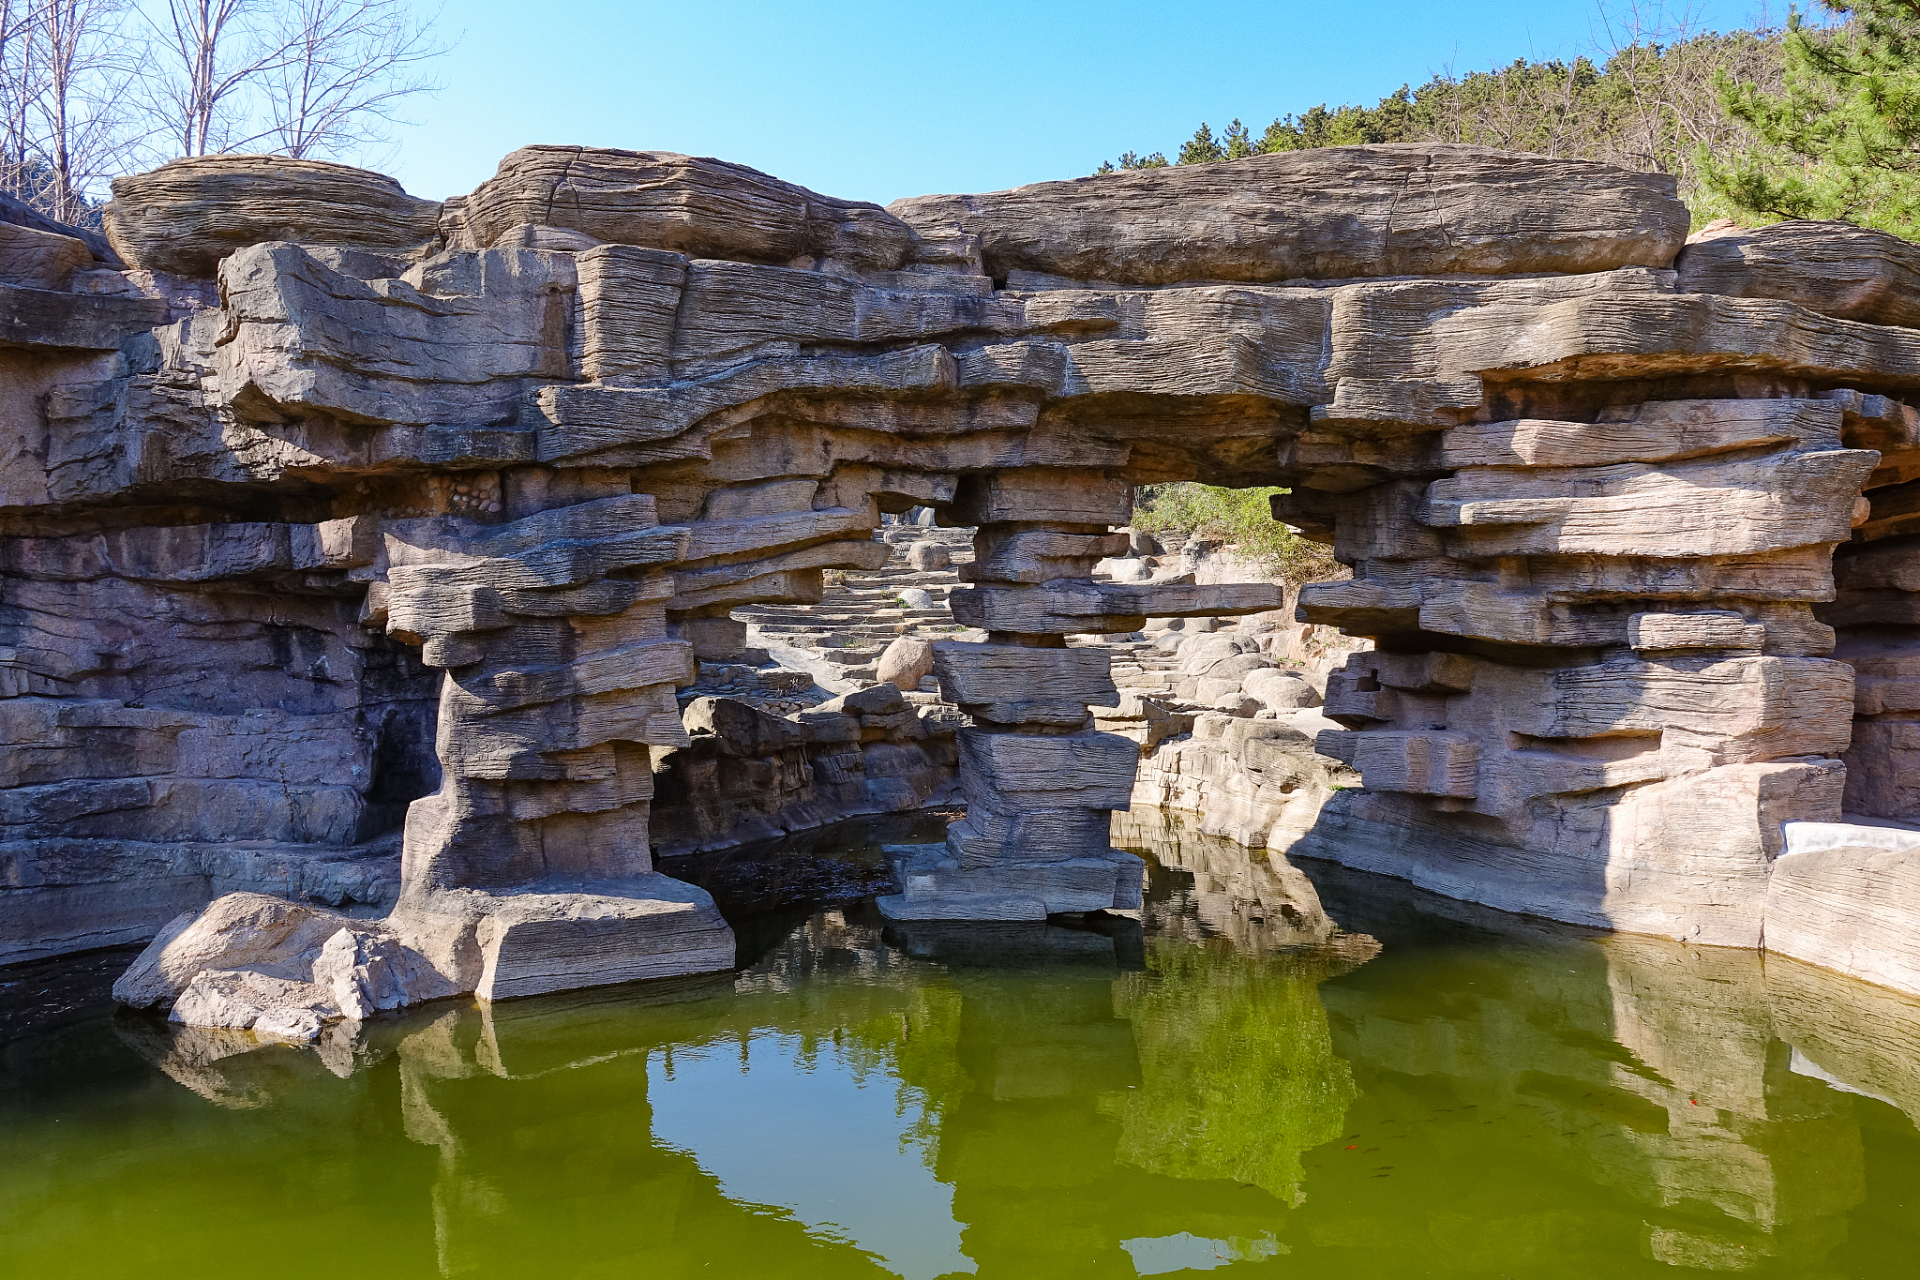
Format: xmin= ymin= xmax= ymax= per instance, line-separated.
xmin=853 ymin=564 xmax=964 ymax=575
xmin=835 ymin=587 xmax=954 ymax=600
xmin=821 ymin=650 xmax=885 ymax=666
xmin=816 ymin=636 xmax=899 ymax=648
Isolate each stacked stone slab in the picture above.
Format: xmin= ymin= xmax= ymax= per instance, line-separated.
xmin=885 ymin=469 xmax=1280 ymax=918
xmin=1283 ymin=394 xmax=1875 ymax=946
xmin=1255 ymin=218 xmax=1920 ymax=988
xmin=7 ymin=139 xmax=1920 ymax=1013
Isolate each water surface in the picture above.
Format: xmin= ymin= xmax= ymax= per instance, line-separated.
xmin=6 ymin=817 xmax=1920 ymax=1278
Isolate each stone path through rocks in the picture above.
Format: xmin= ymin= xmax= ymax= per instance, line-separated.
xmin=738 ymin=521 xmax=981 ymax=693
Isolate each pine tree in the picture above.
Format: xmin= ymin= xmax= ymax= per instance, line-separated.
xmin=1094 ymin=150 xmax=1169 ymax=174
xmin=1176 ymin=122 xmax=1226 ymax=165
xmin=1703 ymin=1 xmax=1920 ymax=236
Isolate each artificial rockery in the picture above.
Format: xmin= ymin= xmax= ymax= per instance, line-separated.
xmin=4 ymin=143 xmax=1920 ymax=1033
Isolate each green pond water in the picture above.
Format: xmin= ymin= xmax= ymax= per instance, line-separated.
xmin=8 ymin=816 xmax=1920 ymax=1279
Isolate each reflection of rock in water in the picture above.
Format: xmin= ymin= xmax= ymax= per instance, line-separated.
xmin=113 ymin=1014 xmax=381 ymax=1109
xmin=1293 ymin=861 xmax=1920 ymax=1275
xmin=1111 ymin=938 xmax=1363 ymax=1203
xmin=734 ymin=904 xmax=907 ymax=992
xmin=99 ymin=834 xmax=1383 ymax=1275
xmin=884 ymin=912 xmax=1145 ymax=972
xmin=379 ymin=983 xmax=901 ymax=1280
xmin=1117 ymin=806 xmax=1380 ymax=960
xmin=1598 ymin=936 xmax=1862 ymax=1269
xmin=859 ymin=923 xmax=1359 ymax=1274
xmin=84 ymin=851 xmax=1920 ymax=1277
xmin=1768 ymin=949 xmax=1920 ymax=1124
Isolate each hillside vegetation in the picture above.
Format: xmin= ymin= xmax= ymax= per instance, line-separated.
xmin=1102 ymin=23 xmax=1782 ymax=227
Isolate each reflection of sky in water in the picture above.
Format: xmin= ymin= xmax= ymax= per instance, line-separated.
xmin=1791 ymin=1046 xmax=1901 ymax=1109
xmin=1124 ymin=1232 xmax=1283 ymax=1274
xmin=649 ymin=1033 xmax=974 ymax=1280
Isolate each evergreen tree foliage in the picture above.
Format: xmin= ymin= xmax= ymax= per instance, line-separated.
xmin=1095 ymin=25 xmax=1788 ymax=225
xmin=1703 ymin=1 xmax=1920 ymax=235
xmin=1094 ymin=149 xmax=1169 ymax=173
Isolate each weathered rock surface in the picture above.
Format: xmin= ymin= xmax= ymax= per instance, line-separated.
xmin=112 ymin=888 xmax=450 ymax=1038
xmin=442 ymin=146 xmax=919 ymax=271
xmin=0 ymin=138 xmax=1908 ymax=1004
xmin=111 ymin=871 xmax=732 ymax=1034
xmin=106 ymin=155 xmax=444 ymax=276
xmin=170 ymin=967 xmax=343 ymax=1040
xmin=114 ymin=892 xmax=372 ymax=1008
xmin=1677 ymin=219 xmax=1920 ymax=330
xmin=874 ymin=635 xmax=935 ymax=688
xmin=0 ymin=190 xmax=120 ymax=264
xmin=1133 ymin=707 xmax=1357 ymax=850
xmin=0 ymin=220 xmax=96 ymax=289
xmin=890 ymin=144 xmax=1689 ymax=285
xmin=905 ymin=540 xmax=950 ymax=571
xmin=1765 ymin=823 xmax=1920 ymax=994
xmin=648 ymin=689 xmax=960 ymax=855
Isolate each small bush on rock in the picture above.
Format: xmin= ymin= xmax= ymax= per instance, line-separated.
xmin=1133 ymin=483 xmax=1340 ymax=585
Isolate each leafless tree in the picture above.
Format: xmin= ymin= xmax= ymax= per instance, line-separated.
xmin=258 ymin=0 xmax=445 ymax=162
xmin=0 ymin=0 xmax=445 ymax=223
xmin=1400 ymin=0 xmax=1797 ymax=214
xmin=1591 ymin=0 xmax=1782 ymax=180
xmin=13 ymin=0 xmax=143 ymax=223
xmin=0 ymin=0 xmax=45 ymax=200
xmin=140 ymin=0 xmax=446 ymax=164
xmin=148 ymin=0 xmax=292 ymax=155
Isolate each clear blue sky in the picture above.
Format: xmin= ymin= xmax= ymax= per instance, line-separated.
xmin=386 ymin=0 xmax=1773 ymax=206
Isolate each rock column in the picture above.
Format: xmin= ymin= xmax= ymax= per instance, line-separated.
xmin=375 ymin=477 xmax=735 ymax=997
xmin=879 ymin=469 xmax=1280 ymax=921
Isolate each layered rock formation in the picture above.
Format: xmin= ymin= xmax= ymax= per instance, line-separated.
xmin=5 ymin=139 xmax=1920 ymax=1010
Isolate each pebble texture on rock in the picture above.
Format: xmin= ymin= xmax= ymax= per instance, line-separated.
xmin=2 ymin=141 xmax=1918 ymax=1009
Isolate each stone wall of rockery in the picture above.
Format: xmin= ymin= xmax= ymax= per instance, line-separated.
xmin=5 ymin=142 xmax=1920 ymax=1036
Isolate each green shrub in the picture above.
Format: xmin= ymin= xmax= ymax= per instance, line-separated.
xmin=1133 ymin=483 xmax=1340 ymax=585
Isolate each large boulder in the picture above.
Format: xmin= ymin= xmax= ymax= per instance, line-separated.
xmin=683 ymin=695 xmax=805 ymax=754
xmin=111 ymin=890 xmax=459 ymax=1036
xmin=170 ymin=968 xmax=341 ymax=1041
xmin=105 ymin=155 xmax=443 ymax=277
xmin=1677 ymin=218 xmax=1920 ymax=330
xmin=0 ymin=189 xmax=118 ymax=263
xmin=442 ymin=145 xmax=918 ymax=271
xmin=1244 ymin=667 xmax=1323 ymax=710
xmin=906 ymin=541 xmax=951 ymax=571
xmin=1766 ymin=827 xmax=1920 ymax=993
xmin=112 ymin=892 xmax=363 ymax=1009
xmin=889 ymin=144 xmax=1689 ymax=285
xmin=1177 ymin=636 xmax=1265 ymax=680
xmin=0 ymin=221 xmax=95 ymax=289
xmin=876 ymin=635 xmax=935 ymax=688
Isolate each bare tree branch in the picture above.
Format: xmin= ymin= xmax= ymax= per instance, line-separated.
xmin=0 ymin=1 xmax=48 ymax=199
xmin=17 ymin=0 xmax=144 ymax=223
xmin=135 ymin=0 xmax=448 ymax=166
xmin=258 ymin=0 xmax=445 ymax=162
xmin=144 ymin=0 xmax=296 ymax=155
